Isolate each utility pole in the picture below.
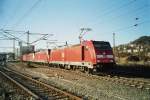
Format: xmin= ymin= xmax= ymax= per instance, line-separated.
xmin=27 ymin=31 xmax=30 ymax=47
xmin=113 ymin=33 xmax=116 ymax=59
xmin=19 ymin=41 xmax=22 ymax=56
xmin=27 ymin=31 xmax=30 ymax=51
xmin=13 ymin=38 xmax=15 ymax=59
xmin=26 ymin=31 xmax=30 ymax=66
xmin=16 ymin=48 xmax=18 ymax=59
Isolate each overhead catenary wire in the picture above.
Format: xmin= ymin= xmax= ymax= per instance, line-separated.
xmin=0 ymin=47 xmax=14 ymax=48
xmin=93 ymin=4 xmax=149 ymax=26
xmin=88 ymin=0 xmax=137 ymax=26
xmin=2 ymin=29 xmax=26 ymax=33
xmin=12 ymin=0 xmax=42 ymax=28
xmin=90 ymin=20 xmax=150 ymax=37
xmin=30 ymin=34 xmax=49 ymax=44
xmin=0 ymin=30 xmax=27 ymax=44
xmin=0 ymin=29 xmax=52 ymax=46
xmin=85 ymin=0 xmax=149 ymax=36
xmin=1 ymin=29 xmax=27 ymax=38
xmin=0 ymin=32 xmax=14 ymax=40
xmin=1 ymin=0 xmax=42 ymax=41
xmin=2 ymin=0 xmax=23 ymax=29
xmin=110 ymin=20 xmax=150 ymax=34
xmin=0 ymin=0 xmax=42 ymax=53
xmin=0 ymin=0 xmax=148 ymax=51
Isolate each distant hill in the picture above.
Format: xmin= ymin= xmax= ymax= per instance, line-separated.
xmin=131 ymin=36 xmax=150 ymax=45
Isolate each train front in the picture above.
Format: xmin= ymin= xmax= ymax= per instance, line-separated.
xmin=93 ymin=41 xmax=115 ymax=71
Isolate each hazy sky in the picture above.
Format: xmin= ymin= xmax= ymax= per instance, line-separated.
xmin=0 ymin=0 xmax=150 ymax=52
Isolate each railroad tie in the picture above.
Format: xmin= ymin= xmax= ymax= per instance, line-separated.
xmin=145 ymin=87 xmax=150 ymax=90
xmin=54 ymin=95 xmax=69 ymax=99
xmin=130 ymin=84 xmax=136 ymax=87
xmin=137 ymin=85 xmax=143 ymax=89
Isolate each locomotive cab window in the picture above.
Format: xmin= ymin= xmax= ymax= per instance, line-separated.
xmin=93 ymin=41 xmax=112 ymax=50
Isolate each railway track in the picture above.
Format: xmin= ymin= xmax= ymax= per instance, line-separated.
xmin=87 ymin=72 xmax=150 ymax=91
xmin=43 ymin=65 xmax=150 ymax=91
xmin=8 ymin=63 xmax=150 ymax=92
xmin=30 ymin=65 xmax=150 ymax=91
xmin=0 ymin=67 xmax=82 ymax=100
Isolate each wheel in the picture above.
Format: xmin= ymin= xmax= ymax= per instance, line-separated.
xmin=89 ymin=68 xmax=94 ymax=74
xmin=85 ymin=68 xmax=93 ymax=74
xmin=65 ymin=65 xmax=71 ymax=70
xmin=84 ymin=67 xmax=88 ymax=74
xmin=72 ymin=65 xmax=76 ymax=71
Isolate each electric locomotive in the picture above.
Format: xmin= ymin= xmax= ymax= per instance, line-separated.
xmin=22 ymin=40 xmax=115 ymax=73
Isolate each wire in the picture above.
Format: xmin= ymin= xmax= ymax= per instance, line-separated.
xmin=87 ymin=20 xmax=149 ymax=38
xmin=0 ymin=47 xmax=13 ymax=48
xmin=0 ymin=30 xmax=27 ymax=44
xmin=2 ymin=0 xmax=23 ymax=28
xmin=30 ymin=34 xmax=48 ymax=44
xmin=0 ymin=0 xmax=42 ymax=51
xmin=12 ymin=0 xmax=42 ymax=28
xmin=0 ymin=38 xmax=14 ymax=40
xmin=110 ymin=20 xmax=150 ymax=33
xmin=3 ymin=29 xmax=26 ymax=33
xmin=0 ymin=32 xmax=13 ymax=40
xmin=2 ymin=29 xmax=27 ymax=38
xmin=0 ymin=29 xmax=52 ymax=46
xmin=88 ymin=0 xmax=137 ymax=26
xmin=93 ymin=4 xmax=149 ymax=26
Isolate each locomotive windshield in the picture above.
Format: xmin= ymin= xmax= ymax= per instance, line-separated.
xmin=93 ymin=41 xmax=112 ymax=50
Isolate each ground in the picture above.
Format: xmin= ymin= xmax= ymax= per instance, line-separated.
xmin=4 ymin=62 xmax=150 ymax=100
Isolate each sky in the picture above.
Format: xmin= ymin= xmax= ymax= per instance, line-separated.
xmin=0 ymin=0 xmax=150 ymax=52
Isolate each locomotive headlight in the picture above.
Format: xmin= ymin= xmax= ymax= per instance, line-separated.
xmin=97 ymin=60 xmax=100 ymax=62
xmin=97 ymin=55 xmax=103 ymax=58
xmin=106 ymin=55 xmax=113 ymax=58
xmin=110 ymin=60 xmax=114 ymax=62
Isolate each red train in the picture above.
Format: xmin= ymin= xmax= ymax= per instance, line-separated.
xmin=22 ymin=40 xmax=115 ymax=73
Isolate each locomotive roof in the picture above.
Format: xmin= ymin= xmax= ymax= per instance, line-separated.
xmin=51 ymin=44 xmax=80 ymax=50
xmin=92 ymin=40 xmax=109 ymax=42
xmin=35 ymin=49 xmax=51 ymax=52
xmin=51 ymin=40 xmax=110 ymax=50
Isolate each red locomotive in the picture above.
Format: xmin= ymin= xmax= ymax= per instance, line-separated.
xmin=22 ymin=40 xmax=115 ymax=73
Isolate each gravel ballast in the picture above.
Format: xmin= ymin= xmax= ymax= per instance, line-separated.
xmin=7 ymin=62 xmax=150 ymax=100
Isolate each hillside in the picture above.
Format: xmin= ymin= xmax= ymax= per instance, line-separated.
xmin=131 ymin=36 xmax=150 ymax=45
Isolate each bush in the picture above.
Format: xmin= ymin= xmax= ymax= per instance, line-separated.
xmin=127 ymin=55 xmax=140 ymax=61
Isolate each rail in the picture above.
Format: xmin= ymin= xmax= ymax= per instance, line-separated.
xmin=0 ymin=67 xmax=82 ymax=100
